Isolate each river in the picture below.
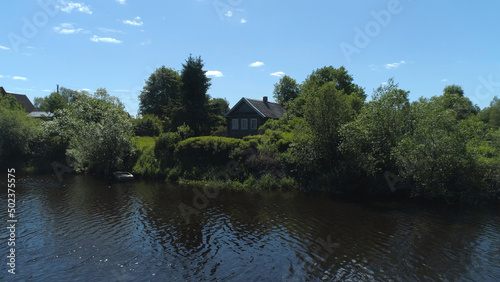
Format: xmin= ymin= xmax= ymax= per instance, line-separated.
xmin=1 ymin=174 xmax=499 ymax=281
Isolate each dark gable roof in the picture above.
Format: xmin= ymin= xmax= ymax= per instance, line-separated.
xmin=224 ymin=97 xmax=285 ymax=119
xmin=0 ymin=86 xmax=36 ymax=113
xmin=245 ymin=98 xmax=285 ymax=119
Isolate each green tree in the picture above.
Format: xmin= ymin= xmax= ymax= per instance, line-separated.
xmin=139 ymin=66 xmax=182 ymax=126
xmin=434 ymin=85 xmax=479 ymax=121
xmin=60 ymin=91 xmax=136 ymax=175
xmin=301 ymin=66 xmax=366 ymax=102
xmin=340 ymin=78 xmax=411 ymax=177
xmin=180 ymin=55 xmax=211 ymax=136
xmin=303 ymin=81 xmax=363 ymax=172
xmin=133 ymin=114 xmax=163 ymax=136
xmin=40 ymin=92 xmax=67 ymax=113
xmin=273 ymin=75 xmax=300 ymax=105
xmin=60 ymin=87 xmax=87 ymax=104
xmin=0 ymin=95 xmax=39 ymax=169
xmin=394 ymin=98 xmax=478 ymax=202
xmin=478 ymin=96 xmax=500 ymax=128
xmin=208 ymin=97 xmax=229 ymax=134
xmin=443 ymin=84 xmax=465 ymax=96
xmin=288 ymin=66 xmax=365 ymax=118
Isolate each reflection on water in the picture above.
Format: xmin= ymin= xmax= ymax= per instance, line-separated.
xmin=1 ymin=174 xmax=499 ymax=281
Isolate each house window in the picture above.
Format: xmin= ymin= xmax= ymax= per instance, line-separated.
xmin=250 ymin=119 xmax=258 ymax=130
xmin=232 ymin=118 xmax=239 ymax=130
xmin=241 ymin=119 xmax=248 ymax=130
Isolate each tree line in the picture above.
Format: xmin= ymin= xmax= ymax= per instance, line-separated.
xmin=1 ymin=56 xmax=499 ymax=204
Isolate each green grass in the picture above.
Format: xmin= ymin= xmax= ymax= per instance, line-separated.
xmin=133 ymin=136 xmax=157 ymax=151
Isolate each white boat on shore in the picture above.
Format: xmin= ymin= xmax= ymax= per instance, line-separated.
xmin=113 ymin=171 xmax=134 ymax=181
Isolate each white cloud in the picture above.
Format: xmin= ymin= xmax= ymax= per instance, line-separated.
xmin=240 ymin=18 xmax=247 ymax=24
xmin=442 ymin=79 xmax=448 ymax=82
xmin=205 ymin=71 xmax=223 ymax=77
xmin=384 ymin=60 xmax=407 ymax=70
xmin=270 ymin=71 xmax=285 ymax=77
xmin=53 ymin=23 xmax=84 ymax=34
xmin=0 ymin=45 xmax=10 ymax=50
xmin=81 ymin=88 xmax=91 ymax=92
xmin=224 ymin=10 xmax=233 ymax=17
xmin=90 ymin=35 xmax=122 ymax=44
xmin=13 ymin=76 xmax=28 ymax=81
xmin=116 ymin=0 xmax=126 ymax=4
xmin=42 ymin=89 xmax=51 ymax=92
xmin=123 ymin=17 xmax=143 ymax=26
xmin=249 ymin=61 xmax=264 ymax=67
xmin=58 ymin=1 xmax=92 ymax=14
xmin=0 ymin=75 xmax=4 ymax=78
xmin=98 ymin=27 xmax=125 ymax=34
xmin=140 ymin=39 xmax=151 ymax=46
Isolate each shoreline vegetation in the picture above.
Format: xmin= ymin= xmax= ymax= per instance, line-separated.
xmin=1 ymin=56 xmax=499 ymax=205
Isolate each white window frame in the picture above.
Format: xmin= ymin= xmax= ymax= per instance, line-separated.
xmin=250 ymin=118 xmax=258 ymax=130
xmin=241 ymin=119 xmax=248 ymax=130
xmin=232 ymin=118 xmax=239 ymax=130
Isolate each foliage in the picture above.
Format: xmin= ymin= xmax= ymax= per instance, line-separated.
xmin=181 ymin=55 xmax=212 ymax=136
xmin=432 ymin=85 xmax=479 ymax=121
xmin=478 ymin=96 xmax=500 ymax=128
xmin=340 ymin=78 xmax=411 ymax=177
xmin=304 ymin=81 xmax=363 ymax=170
xmin=393 ymin=98 xmax=478 ymax=202
xmin=39 ymin=92 xmax=67 ymax=113
xmin=133 ymin=114 xmax=163 ymax=136
xmin=139 ymin=66 xmax=183 ymax=126
xmin=175 ymin=136 xmax=249 ymax=170
xmin=132 ymin=136 xmax=157 ymax=151
xmin=208 ymin=97 xmax=229 ymax=131
xmin=61 ymin=90 xmax=136 ymax=175
xmin=273 ymin=75 xmax=300 ymax=105
xmin=177 ymin=123 xmax=194 ymax=140
xmin=154 ymin=132 xmax=182 ymax=170
xmin=132 ymin=147 xmax=162 ymax=178
xmin=301 ymin=66 xmax=366 ymax=102
xmin=0 ymin=96 xmax=40 ymax=169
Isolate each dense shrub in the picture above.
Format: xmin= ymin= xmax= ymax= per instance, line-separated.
xmin=154 ymin=132 xmax=181 ymax=170
xmin=132 ymin=147 xmax=162 ymax=178
xmin=134 ymin=115 xmax=163 ymax=136
xmin=175 ymin=136 xmax=251 ymax=180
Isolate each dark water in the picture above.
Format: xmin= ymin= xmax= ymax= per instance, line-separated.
xmin=1 ymin=174 xmax=500 ymax=281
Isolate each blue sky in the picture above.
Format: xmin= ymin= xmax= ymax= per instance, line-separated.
xmin=1 ymin=0 xmax=500 ymax=115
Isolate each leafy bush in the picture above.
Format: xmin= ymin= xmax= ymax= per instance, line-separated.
xmin=394 ymin=99 xmax=479 ymax=202
xmin=134 ymin=114 xmax=163 ymax=136
xmin=132 ymin=147 xmax=162 ymax=178
xmin=154 ymin=132 xmax=181 ymax=170
xmin=175 ymin=136 xmax=250 ymax=180
xmin=0 ymin=98 xmax=40 ymax=170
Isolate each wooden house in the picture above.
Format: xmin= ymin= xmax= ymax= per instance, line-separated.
xmin=0 ymin=86 xmax=36 ymax=113
xmin=224 ymin=96 xmax=285 ymax=138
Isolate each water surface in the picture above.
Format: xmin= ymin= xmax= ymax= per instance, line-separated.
xmin=1 ymin=174 xmax=499 ymax=281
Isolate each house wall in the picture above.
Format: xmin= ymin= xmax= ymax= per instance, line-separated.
xmin=226 ymin=116 xmax=266 ymax=138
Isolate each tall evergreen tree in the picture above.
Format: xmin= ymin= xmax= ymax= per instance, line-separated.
xmin=180 ymin=55 xmax=211 ymax=136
